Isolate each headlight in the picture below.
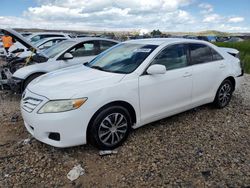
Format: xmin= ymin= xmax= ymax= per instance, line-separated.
xmin=38 ymin=98 xmax=87 ymax=113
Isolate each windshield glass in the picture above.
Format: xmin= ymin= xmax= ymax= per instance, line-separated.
xmin=86 ymin=43 xmax=158 ymax=74
xmin=43 ymin=40 xmax=76 ymax=58
xmin=33 ymin=38 xmax=50 ymax=47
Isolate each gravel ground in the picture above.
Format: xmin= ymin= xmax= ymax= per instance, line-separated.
xmin=0 ymin=67 xmax=249 ymax=187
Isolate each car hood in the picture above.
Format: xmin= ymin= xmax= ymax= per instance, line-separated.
xmin=1 ymin=28 xmax=38 ymax=52
xmin=28 ymin=65 xmax=126 ymax=100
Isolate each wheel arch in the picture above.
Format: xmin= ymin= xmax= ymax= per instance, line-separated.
xmin=225 ymin=76 xmax=236 ymax=91
xmin=22 ymin=72 xmax=46 ymax=90
xmin=86 ymin=100 xmax=137 ymax=142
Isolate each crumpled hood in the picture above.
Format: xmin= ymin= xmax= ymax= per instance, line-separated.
xmin=1 ymin=28 xmax=38 ymax=52
xmin=28 ymin=65 xmax=126 ymax=99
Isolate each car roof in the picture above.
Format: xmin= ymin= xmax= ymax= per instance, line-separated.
xmin=35 ymin=37 xmax=67 ymax=45
xmin=30 ymin=32 xmax=69 ymax=35
xmin=69 ymin=37 xmax=119 ymax=43
xmin=124 ymin=38 xmax=210 ymax=46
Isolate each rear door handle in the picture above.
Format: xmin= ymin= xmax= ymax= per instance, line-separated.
xmin=183 ymin=72 xmax=192 ymax=77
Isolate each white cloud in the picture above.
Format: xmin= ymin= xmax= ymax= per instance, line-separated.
xmin=0 ymin=0 xmax=249 ymax=32
xmin=203 ymin=14 xmax=223 ymax=23
xmin=199 ymin=3 xmax=213 ymax=14
xmin=228 ymin=17 xmax=244 ymax=23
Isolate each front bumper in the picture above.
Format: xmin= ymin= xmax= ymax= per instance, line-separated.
xmin=0 ymin=78 xmax=22 ymax=92
xmin=21 ymin=89 xmax=91 ymax=148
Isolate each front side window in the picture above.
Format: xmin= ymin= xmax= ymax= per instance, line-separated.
xmin=86 ymin=43 xmax=158 ymax=74
xmin=152 ymin=44 xmax=188 ymax=70
xmin=189 ymin=43 xmax=213 ymax=64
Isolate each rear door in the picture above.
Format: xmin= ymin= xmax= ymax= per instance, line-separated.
xmin=188 ymin=43 xmax=225 ymax=105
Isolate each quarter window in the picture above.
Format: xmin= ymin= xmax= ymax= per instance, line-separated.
xmin=152 ymin=44 xmax=188 ymax=70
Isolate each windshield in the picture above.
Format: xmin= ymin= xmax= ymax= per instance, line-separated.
xmin=43 ymin=40 xmax=76 ymax=58
xmin=33 ymin=38 xmax=50 ymax=47
xmin=86 ymin=43 xmax=158 ymax=74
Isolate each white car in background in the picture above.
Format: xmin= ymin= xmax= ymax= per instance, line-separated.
xmin=0 ymin=30 xmax=72 ymax=57
xmin=18 ymin=37 xmax=67 ymax=58
xmin=0 ymin=28 xmax=119 ymax=92
xmin=21 ymin=38 xmax=243 ymax=149
xmin=27 ymin=32 xmax=72 ymax=43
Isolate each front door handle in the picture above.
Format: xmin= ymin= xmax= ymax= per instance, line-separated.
xmin=219 ymin=63 xmax=226 ymax=69
xmin=183 ymin=72 xmax=192 ymax=77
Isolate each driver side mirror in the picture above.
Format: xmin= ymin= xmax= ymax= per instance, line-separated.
xmin=63 ymin=53 xmax=73 ymax=60
xmin=146 ymin=64 xmax=166 ymax=75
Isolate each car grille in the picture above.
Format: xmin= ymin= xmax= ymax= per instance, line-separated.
xmin=22 ymin=97 xmax=43 ymax=113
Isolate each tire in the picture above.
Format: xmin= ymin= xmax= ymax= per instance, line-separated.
xmin=88 ymin=106 xmax=132 ymax=150
xmin=213 ymin=79 xmax=233 ymax=109
xmin=23 ymin=73 xmax=44 ymax=91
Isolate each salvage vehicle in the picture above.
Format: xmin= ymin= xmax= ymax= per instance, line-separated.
xmin=0 ymin=31 xmax=71 ymax=57
xmin=0 ymin=28 xmax=119 ymax=92
xmin=27 ymin=32 xmax=72 ymax=43
xmin=21 ymin=38 xmax=244 ymax=149
xmin=18 ymin=37 xmax=67 ymax=58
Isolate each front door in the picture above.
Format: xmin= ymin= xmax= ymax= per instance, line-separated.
xmin=139 ymin=44 xmax=193 ymax=125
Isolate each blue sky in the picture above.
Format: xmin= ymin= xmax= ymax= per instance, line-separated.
xmin=0 ymin=0 xmax=249 ymax=32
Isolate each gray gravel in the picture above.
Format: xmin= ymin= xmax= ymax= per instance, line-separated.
xmin=0 ymin=74 xmax=249 ymax=187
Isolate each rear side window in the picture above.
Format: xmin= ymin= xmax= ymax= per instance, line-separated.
xmin=100 ymin=41 xmax=117 ymax=52
xmin=69 ymin=41 xmax=98 ymax=57
xmin=189 ymin=43 xmax=213 ymax=64
xmin=152 ymin=44 xmax=188 ymax=70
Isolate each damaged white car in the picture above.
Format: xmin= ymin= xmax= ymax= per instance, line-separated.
xmin=0 ymin=28 xmax=119 ymax=92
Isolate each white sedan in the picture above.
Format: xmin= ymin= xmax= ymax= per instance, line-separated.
xmin=21 ymin=38 xmax=243 ymax=149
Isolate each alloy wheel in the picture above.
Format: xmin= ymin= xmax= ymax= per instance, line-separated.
xmin=218 ymin=82 xmax=232 ymax=107
xmin=98 ymin=113 xmax=128 ymax=146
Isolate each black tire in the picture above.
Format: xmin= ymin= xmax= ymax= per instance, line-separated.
xmin=213 ymin=79 xmax=233 ymax=109
xmin=23 ymin=73 xmax=44 ymax=91
xmin=88 ymin=106 xmax=132 ymax=150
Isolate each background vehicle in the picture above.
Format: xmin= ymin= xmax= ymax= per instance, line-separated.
xmin=21 ymin=38 xmax=243 ymax=149
xmin=27 ymin=32 xmax=72 ymax=43
xmin=0 ymin=28 xmax=119 ymax=92
xmin=18 ymin=37 xmax=67 ymax=58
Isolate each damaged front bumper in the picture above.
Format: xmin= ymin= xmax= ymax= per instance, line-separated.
xmin=0 ymin=75 xmax=23 ymax=93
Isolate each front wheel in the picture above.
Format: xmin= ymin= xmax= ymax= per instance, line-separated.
xmin=88 ymin=106 xmax=131 ymax=150
xmin=213 ymin=79 xmax=233 ymax=108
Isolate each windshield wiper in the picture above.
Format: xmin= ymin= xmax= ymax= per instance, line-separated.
xmin=90 ymin=65 xmax=105 ymax=71
xmin=83 ymin=62 xmax=89 ymax=66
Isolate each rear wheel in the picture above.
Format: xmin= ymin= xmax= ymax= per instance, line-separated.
xmin=213 ymin=79 xmax=233 ymax=108
xmin=88 ymin=106 xmax=131 ymax=150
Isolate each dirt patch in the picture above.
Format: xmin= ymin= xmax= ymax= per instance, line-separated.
xmin=0 ymin=74 xmax=249 ymax=187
